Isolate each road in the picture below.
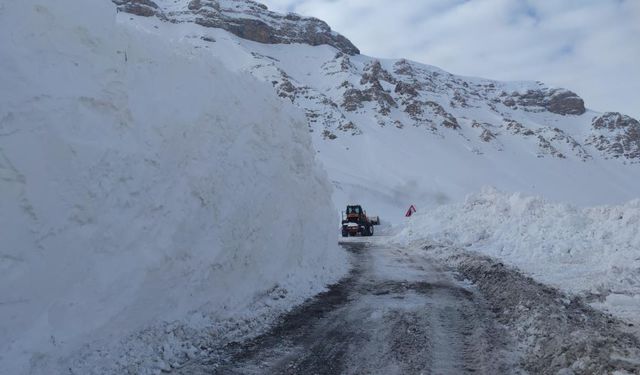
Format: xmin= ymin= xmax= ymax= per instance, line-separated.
xmin=179 ymin=240 xmax=514 ymax=374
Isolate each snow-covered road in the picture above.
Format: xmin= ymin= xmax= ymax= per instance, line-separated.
xmin=177 ymin=240 xmax=515 ymax=374
xmin=173 ymin=238 xmax=640 ymax=374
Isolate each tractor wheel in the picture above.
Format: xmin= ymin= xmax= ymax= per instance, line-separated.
xmin=368 ymin=225 xmax=374 ymax=236
xmin=341 ymin=230 xmax=348 ymax=237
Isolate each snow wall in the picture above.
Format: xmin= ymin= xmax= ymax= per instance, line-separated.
xmin=393 ymin=187 xmax=640 ymax=326
xmin=0 ymin=1 xmax=347 ymax=373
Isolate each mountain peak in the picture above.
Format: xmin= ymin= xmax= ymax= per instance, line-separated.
xmin=113 ymin=0 xmax=360 ymax=55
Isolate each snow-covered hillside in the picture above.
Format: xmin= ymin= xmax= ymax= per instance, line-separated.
xmin=0 ymin=1 xmax=346 ymax=374
xmin=112 ymin=0 xmax=640 ymax=223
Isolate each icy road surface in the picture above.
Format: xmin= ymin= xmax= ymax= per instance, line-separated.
xmin=179 ymin=240 xmax=515 ymax=374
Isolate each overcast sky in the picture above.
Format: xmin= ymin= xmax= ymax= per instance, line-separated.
xmin=261 ymin=0 xmax=640 ymax=119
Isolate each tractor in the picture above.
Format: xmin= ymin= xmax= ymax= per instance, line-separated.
xmin=341 ymin=205 xmax=379 ymax=237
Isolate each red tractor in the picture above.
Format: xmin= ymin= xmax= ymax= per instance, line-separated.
xmin=341 ymin=205 xmax=379 ymax=237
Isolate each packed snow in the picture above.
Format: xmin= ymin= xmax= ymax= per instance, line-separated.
xmin=0 ymin=1 xmax=347 ymax=374
xmin=391 ymin=187 xmax=640 ymax=325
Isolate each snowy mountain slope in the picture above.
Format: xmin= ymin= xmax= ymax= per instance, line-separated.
xmin=113 ymin=0 xmax=640 ymax=223
xmin=0 ymin=1 xmax=347 ymax=374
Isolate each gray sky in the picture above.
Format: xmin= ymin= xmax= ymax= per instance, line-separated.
xmin=261 ymin=0 xmax=640 ymax=119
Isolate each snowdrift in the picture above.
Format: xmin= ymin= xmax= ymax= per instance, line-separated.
xmin=393 ymin=188 xmax=640 ymax=325
xmin=0 ymin=1 xmax=346 ymax=374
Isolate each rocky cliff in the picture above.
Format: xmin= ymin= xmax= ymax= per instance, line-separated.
xmin=113 ymin=0 xmax=359 ymax=55
xmin=587 ymin=112 xmax=640 ymax=160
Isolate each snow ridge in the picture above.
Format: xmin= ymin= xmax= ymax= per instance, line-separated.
xmin=392 ymin=187 xmax=640 ymax=325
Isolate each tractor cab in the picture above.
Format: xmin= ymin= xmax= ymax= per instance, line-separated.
xmin=344 ymin=205 xmax=364 ymax=223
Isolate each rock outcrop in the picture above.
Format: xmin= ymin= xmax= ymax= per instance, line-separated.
xmin=546 ymin=89 xmax=586 ymax=115
xmin=503 ymin=88 xmax=586 ymax=115
xmin=342 ymin=60 xmax=397 ymax=116
xmin=113 ymin=0 xmax=160 ymax=17
xmin=587 ymin=113 xmax=640 ymax=161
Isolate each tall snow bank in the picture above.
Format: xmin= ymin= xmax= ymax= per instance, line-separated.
xmin=0 ymin=0 xmax=347 ymax=374
xmin=393 ymin=188 xmax=640 ymax=324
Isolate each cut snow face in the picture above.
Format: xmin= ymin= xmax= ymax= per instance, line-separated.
xmin=0 ymin=0 xmax=346 ymax=374
xmin=391 ymin=188 xmax=640 ymax=326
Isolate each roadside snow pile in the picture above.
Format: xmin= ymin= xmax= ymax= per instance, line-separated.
xmin=0 ymin=1 xmax=346 ymax=374
xmin=393 ymin=188 xmax=640 ymax=324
